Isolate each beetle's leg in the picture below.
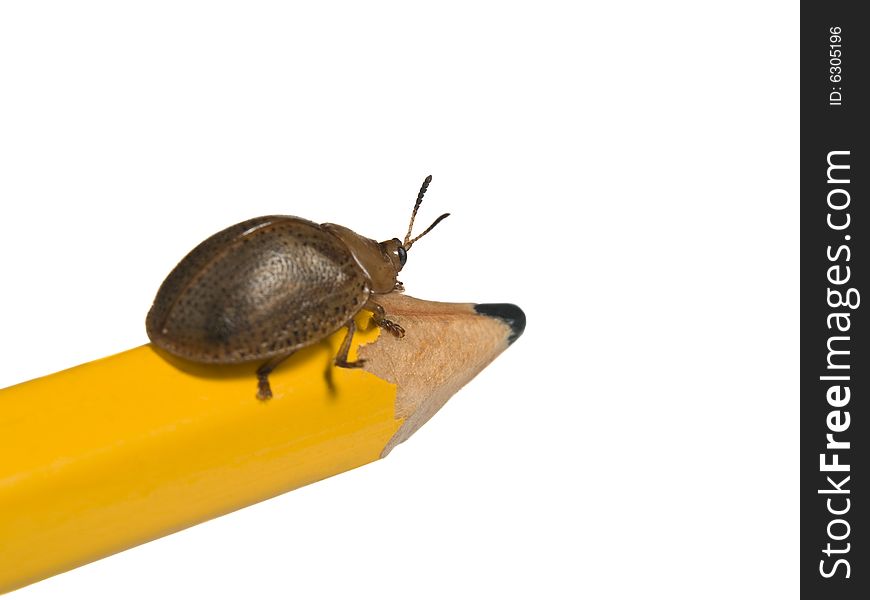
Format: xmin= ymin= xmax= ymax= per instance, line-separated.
xmin=393 ymin=280 xmax=405 ymax=293
xmin=256 ymin=353 xmax=294 ymax=400
xmin=335 ymin=319 xmax=366 ymax=369
xmin=365 ymin=298 xmax=405 ymax=338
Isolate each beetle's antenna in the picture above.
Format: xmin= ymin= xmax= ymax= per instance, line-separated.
xmin=405 ymin=212 xmax=450 ymax=250
xmin=403 ymin=175 xmax=433 ymax=248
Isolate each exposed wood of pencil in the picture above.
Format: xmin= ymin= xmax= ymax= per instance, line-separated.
xmin=0 ymin=294 xmax=518 ymax=594
xmin=361 ymin=294 xmax=514 ymax=456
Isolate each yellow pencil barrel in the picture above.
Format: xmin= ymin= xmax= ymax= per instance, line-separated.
xmin=0 ymin=315 xmax=396 ymax=593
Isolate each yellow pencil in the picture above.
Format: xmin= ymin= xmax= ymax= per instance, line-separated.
xmin=0 ymin=294 xmax=524 ymax=594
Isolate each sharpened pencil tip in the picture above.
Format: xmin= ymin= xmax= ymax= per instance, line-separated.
xmin=474 ymin=303 xmax=526 ymax=345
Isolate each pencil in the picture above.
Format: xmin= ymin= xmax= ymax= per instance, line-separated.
xmin=0 ymin=294 xmax=524 ymax=594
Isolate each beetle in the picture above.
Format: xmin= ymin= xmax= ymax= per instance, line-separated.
xmin=146 ymin=175 xmax=448 ymax=400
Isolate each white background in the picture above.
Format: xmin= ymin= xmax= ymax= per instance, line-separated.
xmin=0 ymin=2 xmax=798 ymax=598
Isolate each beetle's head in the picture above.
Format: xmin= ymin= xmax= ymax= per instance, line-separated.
xmin=378 ymin=238 xmax=407 ymax=273
xmin=378 ymin=175 xmax=450 ymax=273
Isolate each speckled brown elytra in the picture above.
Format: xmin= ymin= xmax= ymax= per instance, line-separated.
xmin=146 ymin=175 xmax=448 ymax=400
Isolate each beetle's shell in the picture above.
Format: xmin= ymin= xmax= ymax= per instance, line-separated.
xmin=146 ymin=216 xmax=370 ymax=363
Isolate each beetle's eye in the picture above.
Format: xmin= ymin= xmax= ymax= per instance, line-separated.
xmin=397 ymin=245 xmax=407 ymax=267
